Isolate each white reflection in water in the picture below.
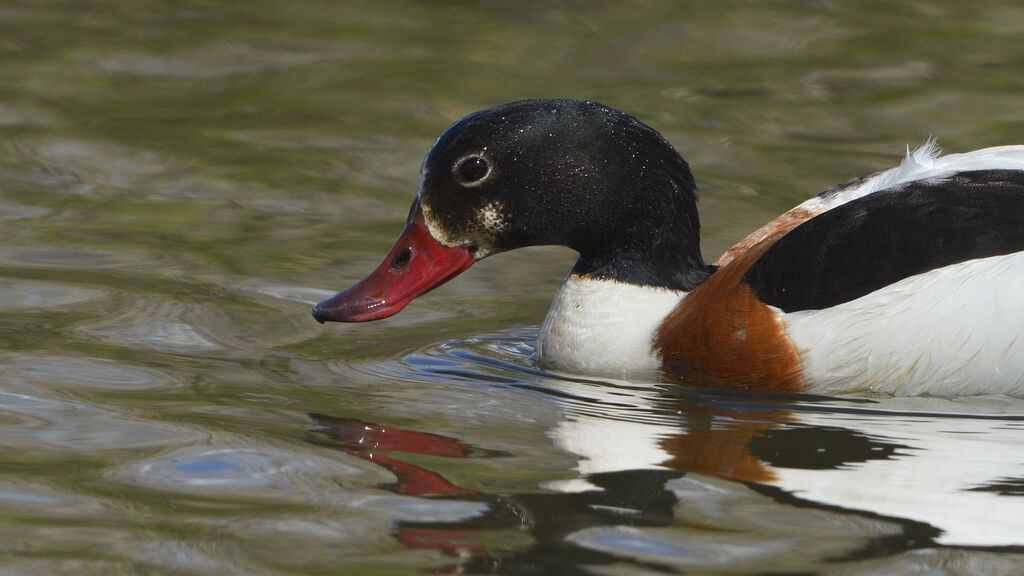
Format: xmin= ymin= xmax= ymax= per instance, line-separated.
xmin=544 ymin=374 xmax=1024 ymax=548
xmin=772 ymin=406 xmax=1024 ymax=547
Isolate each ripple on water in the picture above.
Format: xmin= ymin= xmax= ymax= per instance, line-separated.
xmin=0 ymin=387 xmax=202 ymax=451
xmin=75 ymin=299 xmax=231 ymax=353
xmin=1 ymin=354 xmax=180 ymax=391
xmin=0 ymin=198 xmax=52 ymax=221
xmin=99 ymin=43 xmax=327 ymax=79
xmin=0 ymin=101 xmax=56 ymax=127
xmin=233 ymin=278 xmax=336 ymax=306
xmin=108 ymin=442 xmax=379 ymax=503
xmin=195 ymin=495 xmax=489 ymax=571
xmin=0 ymin=278 xmax=108 ymax=311
xmin=126 ymin=539 xmax=260 ymax=576
xmin=0 ymin=246 xmax=160 ymax=270
xmin=0 ymin=480 xmax=107 ymax=516
xmin=0 ymin=359 xmax=197 ymax=452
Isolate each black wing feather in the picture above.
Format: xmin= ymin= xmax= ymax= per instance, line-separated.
xmin=743 ymin=170 xmax=1024 ymax=312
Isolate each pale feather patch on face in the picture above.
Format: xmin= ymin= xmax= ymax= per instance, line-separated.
xmin=536 ymin=275 xmax=686 ymax=376
xmin=477 ymin=200 xmax=506 ymax=235
xmin=783 ymin=251 xmax=1024 ymax=397
xmin=419 ymin=198 xmax=506 ymax=258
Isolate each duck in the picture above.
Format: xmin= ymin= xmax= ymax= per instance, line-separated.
xmin=312 ymin=99 xmax=1024 ymax=396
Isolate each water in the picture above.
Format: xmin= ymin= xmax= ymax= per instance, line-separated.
xmin=2 ymin=1 xmax=1024 ymax=573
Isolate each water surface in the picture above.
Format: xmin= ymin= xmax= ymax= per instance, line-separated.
xmin=2 ymin=1 xmax=1024 ymax=574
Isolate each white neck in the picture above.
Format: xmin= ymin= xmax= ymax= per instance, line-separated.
xmin=535 ymin=276 xmax=686 ymax=376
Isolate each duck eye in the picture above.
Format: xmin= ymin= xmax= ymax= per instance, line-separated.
xmin=455 ymin=156 xmax=490 ymax=185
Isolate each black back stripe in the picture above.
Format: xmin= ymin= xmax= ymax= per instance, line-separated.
xmin=743 ymin=170 xmax=1024 ymax=312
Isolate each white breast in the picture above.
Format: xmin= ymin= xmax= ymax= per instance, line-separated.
xmin=536 ymin=276 xmax=686 ymax=376
xmin=783 ymin=251 xmax=1024 ymax=396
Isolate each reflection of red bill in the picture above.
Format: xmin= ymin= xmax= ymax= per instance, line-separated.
xmin=313 ymin=200 xmax=476 ymax=323
xmin=312 ymin=416 xmax=479 ymax=496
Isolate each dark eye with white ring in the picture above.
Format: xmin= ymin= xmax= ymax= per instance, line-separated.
xmin=455 ymin=155 xmax=490 ymax=185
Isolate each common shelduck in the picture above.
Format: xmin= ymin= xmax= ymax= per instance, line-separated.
xmin=313 ymin=99 xmax=1024 ymax=396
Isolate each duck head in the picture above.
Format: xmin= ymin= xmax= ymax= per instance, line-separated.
xmin=313 ymin=99 xmax=711 ymax=323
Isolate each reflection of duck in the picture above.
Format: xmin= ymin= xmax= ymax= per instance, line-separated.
xmin=310 ymin=389 xmax=1024 ymax=571
xmin=311 ymin=336 xmax=1024 ymax=569
xmin=313 ymin=99 xmax=1024 ymax=395
xmin=544 ymin=379 xmax=1024 ymax=548
xmin=309 ymin=412 xmax=905 ymax=573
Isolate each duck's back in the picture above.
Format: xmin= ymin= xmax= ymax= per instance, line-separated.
xmin=658 ymin=144 xmax=1024 ymax=395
